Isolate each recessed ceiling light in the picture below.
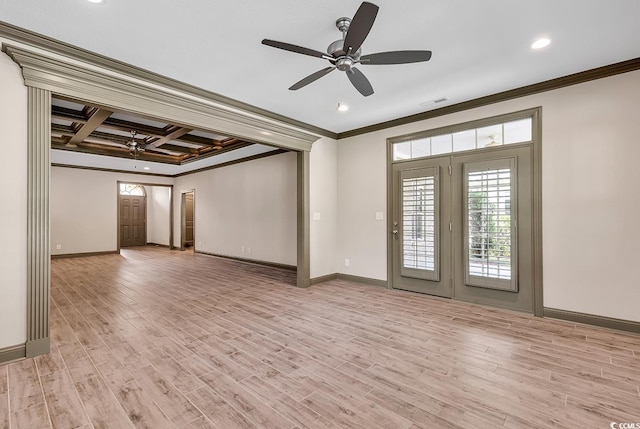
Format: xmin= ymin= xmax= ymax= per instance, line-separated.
xmin=260 ymin=131 xmax=272 ymax=136
xmin=336 ymin=102 xmax=349 ymax=112
xmin=531 ymin=38 xmax=551 ymax=50
xmin=87 ymin=0 xmax=104 ymax=3
xmin=143 ymin=167 xmax=150 ymax=170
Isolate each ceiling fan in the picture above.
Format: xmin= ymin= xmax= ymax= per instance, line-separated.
xmin=122 ymin=131 xmax=175 ymax=157
xmin=261 ymin=1 xmax=432 ymax=97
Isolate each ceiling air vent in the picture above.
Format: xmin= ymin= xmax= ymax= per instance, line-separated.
xmin=419 ymin=97 xmax=448 ymax=107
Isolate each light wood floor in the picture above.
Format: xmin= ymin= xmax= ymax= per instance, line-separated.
xmin=1 ymin=247 xmax=639 ymax=429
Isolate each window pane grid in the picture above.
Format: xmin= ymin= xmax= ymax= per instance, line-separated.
xmin=467 ymin=168 xmax=512 ymax=280
xmin=120 ymin=183 xmax=145 ymax=196
xmin=402 ymin=177 xmax=436 ymax=271
xmin=393 ymin=117 xmax=532 ymax=161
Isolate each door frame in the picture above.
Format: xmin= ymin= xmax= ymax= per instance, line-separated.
xmin=180 ymin=189 xmax=195 ymax=251
xmin=386 ymin=107 xmax=543 ymax=316
xmin=117 ymin=181 xmax=174 ymax=253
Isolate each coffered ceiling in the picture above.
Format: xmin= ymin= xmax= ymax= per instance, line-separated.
xmin=51 ymin=96 xmax=253 ymax=165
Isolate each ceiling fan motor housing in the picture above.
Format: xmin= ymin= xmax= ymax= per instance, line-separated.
xmin=327 ymin=38 xmax=362 ymax=62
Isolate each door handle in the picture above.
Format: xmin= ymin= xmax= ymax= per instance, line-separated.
xmin=392 ymin=229 xmax=399 ymax=239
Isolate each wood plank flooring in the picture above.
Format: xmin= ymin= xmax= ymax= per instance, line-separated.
xmin=2 ymin=246 xmax=639 ymax=428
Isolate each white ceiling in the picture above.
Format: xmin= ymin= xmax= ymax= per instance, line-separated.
xmin=2 ymin=0 xmax=640 ymax=135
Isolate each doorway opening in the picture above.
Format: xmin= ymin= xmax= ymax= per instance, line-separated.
xmin=181 ymin=190 xmax=195 ymax=250
xmin=387 ymin=108 xmax=542 ymax=315
xmin=117 ymin=181 xmax=174 ymax=252
xmin=118 ymin=183 xmax=147 ymax=247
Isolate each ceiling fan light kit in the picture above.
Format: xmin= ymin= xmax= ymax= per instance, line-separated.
xmin=262 ymin=1 xmax=432 ymax=97
xmin=127 ymin=130 xmax=145 ymax=155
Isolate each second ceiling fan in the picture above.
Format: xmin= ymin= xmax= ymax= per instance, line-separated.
xmin=262 ymin=1 xmax=432 ymax=97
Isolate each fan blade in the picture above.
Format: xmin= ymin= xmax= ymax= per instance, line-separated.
xmin=360 ymin=50 xmax=432 ymax=65
xmin=343 ymin=2 xmax=379 ymax=54
xmin=289 ymin=67 xmax=336 ymax=90
xmin=262 ymin=39 xmax=331 ymax=60
xmin=346 ymin=67 xmax=374 ymax=97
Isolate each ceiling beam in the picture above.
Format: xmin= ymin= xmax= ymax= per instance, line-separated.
xmin=51 ymin=105 xmax=86 ymax=122
xmin=53 ymin=124 xmax=133 ymax=146
xmin=157 ymin=143 xmax=200 ymax=155
xmin=67 ymin=107 xmax=112 ymax=147
xmin=149 ymin=126 xmax=192 ymax=148
xmin=51 ymin=141 xmax=182 ymax=164
xmin=52 ymin=105 xmax=219 ymax=147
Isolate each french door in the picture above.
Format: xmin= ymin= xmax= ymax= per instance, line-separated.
xmin=391 ymin=145 xmax=534 ymax=312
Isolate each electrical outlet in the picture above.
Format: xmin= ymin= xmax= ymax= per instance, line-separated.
xmin=56 ymin=244 xmax=62 ymax=250
xmin=345 ymin=258 xmax=350 ymax=267
xmin=247 ymin=247 xmax=251 ymax=254
xmin=242 ymin=246 xmax=245 ymax=253
xmin=198 ymin=241 xmax=202 ymax=246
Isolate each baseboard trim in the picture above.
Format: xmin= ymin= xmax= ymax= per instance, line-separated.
xmin=544 ymin=308 xmax=640 ymax=335
xmin=0 ymin=343 xmax=26 ymax=364
xmin=195 ymin=251 xmax=297 ymax=271
xmin=25 ymin=337 xmax=50 ymax=358
xmin=310 ymin=273 xmax=338 ymax=285
xmin=51 ymin=250 xmax=119 ymax=259
xmin=336 ymin=273 xmax=388 ymax=288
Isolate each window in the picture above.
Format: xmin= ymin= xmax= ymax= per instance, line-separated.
xmin=119 ymin=183 xmax=145 ymax=196
xmin=463 ymin=159 xmax=517 ymax=292
xmin=392 ymin=116 xmax=532 ymax=161
xmin=400 ymin=167 xmax=439 ymax=281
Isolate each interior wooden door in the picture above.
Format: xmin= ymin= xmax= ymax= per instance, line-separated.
xmin=185 ymin=192 xmax=194 ymax=246
xmin=120 ymin=195 xmax=146 ymax=247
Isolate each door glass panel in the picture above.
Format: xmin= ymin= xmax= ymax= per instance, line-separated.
xmin=411 ymin=137 xmax=431 ymax=158
xmin=453 ymin=129 xmax=476 ymax=152
xmin=431 ymin=134 xmax=452 ymax=155
xmin=393 ymin=141 xmax=411 ymax=160
xmin=401 ymin=168 xmax=439 ymax=281
xmin=476 ymin=124 xmax=503 ymax=148
xmin=464 ymin=159 xmax=517 ymax=291
xmin=120 ymin=183 xmax=145 ymax=196
xmin=504 ymin=118 xmax=532 ymax=144
xmin=392 ymin=112 xmax=534 ymax=161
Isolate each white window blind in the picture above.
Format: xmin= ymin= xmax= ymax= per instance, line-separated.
xmin=464 ymin=159 xmax=517 ymax=291
xmin=400 ymin=167 xmax=439 ymax=281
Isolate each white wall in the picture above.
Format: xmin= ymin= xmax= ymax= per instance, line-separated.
xmin=337 ymin=69 xmax=640 ymax=322
xmin=51 ymin=167 xmax=172 ymax=255
xmin=146 ymin=186 xmax=171 ymax=246
xmin=174 ymin=152 xmax=297 ymax=266
xmin=0 ymin=45 xmax=28 ymax=348
xmin=310 ymin=137 xmax=338 ymax=278
xmin=337 ymin=133 xmax=388 ymax=280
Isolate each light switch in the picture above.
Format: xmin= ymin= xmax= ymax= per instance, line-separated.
xmin=312 ymin=212 xmax=321 ymax=221
xmin=375 ymin=212 xmax=384 ymax=221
